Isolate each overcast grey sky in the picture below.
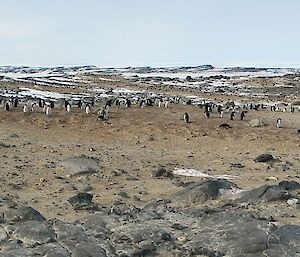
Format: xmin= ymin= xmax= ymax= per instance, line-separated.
xmin=1 ymin=0 xmax=300 ymax=67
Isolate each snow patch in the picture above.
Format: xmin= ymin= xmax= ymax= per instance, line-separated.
xmin=173 ymin=168 xmax=237 ymax=180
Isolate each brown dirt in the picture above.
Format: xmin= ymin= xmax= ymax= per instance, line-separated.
xmin=1 ymin=103 xmax=299 ymax=223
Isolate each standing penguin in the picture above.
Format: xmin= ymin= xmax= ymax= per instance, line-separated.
xmin=217 ymin=105 xmax=223 ymax=115
xmin=64 ymin=100 xmax=69 ymax=111
xmin=5 ymin=102 xmax=9 ymax=111
xmin=23 ymin=104 xmax=29 ymax=113
xmin=31 ymin=103 xmax=36 ymax=112
xmin=39 ymin=98 xmax=44 ymax=108
xmin=230 ymin=112 xmax=235 ymax=120
xmin=220 ymin=110 xmax=224 ymax=118
xmin=276 ymin=118 xmax=282 ymax=128
xmin=240 ymin=111 xmax=246 ymax=121
xmin=183 ymin=112 xmax=190 ymax=123
xmin=164 ymin=100 xmax=169 ymax=109
xmin=13 ymin=97 xmax=19 ymax=108
xmin=77 ymin=100 xmax=82 ymax=109
xmin=45 ymin=106 xmax=51 ymax=116
xmin=66 ymin=104 xmax=71 ymax=112
xmin=158 ymin=99 xmax=163 ymax=108
xmin=85 ymin=104 xmax=91 ymax=114
xmin=204 ymin=110 xmax=210 ymax=118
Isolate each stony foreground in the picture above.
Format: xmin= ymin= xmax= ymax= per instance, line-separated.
xmin=0 ymin=178 xmax=300 ymax=257
xmin=0 ymin=87 xmax=300 ymax=256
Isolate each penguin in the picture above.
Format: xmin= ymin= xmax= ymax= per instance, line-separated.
xmin=220 ymin=111 xmax=224 ymax=118
xmin=45 ymin=106 xmax=51 ymax=116
xmin=276 ymin=118 xmax=282 ymax=128
xmin=85 ymin=104 xmax=91 ymax=114
xmin=13 ymin=98 xmax=19 ymax=108
xmin=43 ymin=105 xmax=47 ymax=114
xmin=31 ymin=103 xmax=36 ymax=112
xmin=183 ymin=112 xmax=190 ymax=123
xmin=240 ymin=111 xmax=246 ymax=121
xmin=230 ymin=112 xmax=235 ymax=120
xmin=38 ymin=98 xmax=44 ymax=108
xmin=77 ymin=100 xmax=82 ymax=109
xmin=66 ymin=104 xmax=71 ymax=112
xmin=64 ymin=100 xmax=69 ymax=111
xmin=219 ymin=123 xmax=232 ymax=129
xmin=97 ymin=109 xmax=107 ymax=120
xmin=140 ymin=100 xmax=146 ymax=108
xmin=158 ymin=99 xmax=163 ymax=108
xmin=164 ymin=101 xmax=169 ymax=108
xmin=5 ymin=102 xmax=9 ymax=111
xmin=126 ymin=99 xmax=131 ymax=108
xmin=204 ymin=110 xmax=210 ymax=118
xmin=23 ymin=104 xmax=29 ymax=113
xmin=50 ymin=101 xmax=54 ymax=109
xmin=217 ymin=105 xmax=223 ymax=115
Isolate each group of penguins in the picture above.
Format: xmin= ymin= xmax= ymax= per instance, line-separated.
xmin=2 ymin=97 xmax=56 ymax=116
xmin=182 ymin=106 xmax=247 ymax=124
xmin=1 ymin=96 xmax=113 ymax=121
xmin=182 ymin=102 xmax=285 ymax=129
xmin=0 ymin=95 xmax=297 ymax=129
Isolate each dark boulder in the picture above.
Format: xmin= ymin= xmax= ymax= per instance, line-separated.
xmin=235 ymin=185 xmax=290 ymax=204
xmin=184 ymin=210 xmax=277 ymax=256
xmin=254 ymin=153 xmax=274 ymax=163
xmin=266 ymin=225 xmax=300 ymax=257
xmin=11 ymin=220 xmax=56 ymax=247
xmin=278 ymin=180 xmax=300 ymax=191
xmin=4 ymin=206 xmax=46 ymax=224
xmin=172 ymin=179 xmax=238 ymax=205
xmin=68 ymin=193 xmax=93 ymax=209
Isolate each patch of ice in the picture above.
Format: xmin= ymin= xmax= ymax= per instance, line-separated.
xmin=173 ymin=168 xmax=237 ymax=180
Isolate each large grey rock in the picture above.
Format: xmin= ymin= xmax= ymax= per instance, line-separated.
xmin=172 ymin=179 xmax=238 ymax=205
xmin=73 ymin=242 xmax=107 ymax=257
xmin=35 ymin=242 xmax=71 ymax=257
xmin=83 ymin=213 xmax=114 ymax=239
xmin=4 ymin=206 xmax=46 ymax=224
xmin=57 ymin=155 xmax=100 ymax=176
xmin=112 ymin=222 xmax=173 ymax=257
xmin=52 ymin=219 xmax=89 ymax=252
xmin=182 ymin=210 xmax=276 ymax=256
xmin=235 ymin=185 xmax=290 ymax=204
xmin=0 ymin=248 xmax=41 ymax=257
xmin=265 ymin=225 xmax=300 ymax=257
xmin=53 ymin=220 xmax=88 ymax=241
xmin=11 ymin=220 xmax=56 ymax=247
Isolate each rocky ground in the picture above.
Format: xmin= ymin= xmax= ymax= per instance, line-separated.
xmin=0 ymin=73 xmax=300 ymax=256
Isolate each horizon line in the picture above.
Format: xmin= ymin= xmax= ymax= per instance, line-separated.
xmin=1 ymin=62 xmax=300 ymax=70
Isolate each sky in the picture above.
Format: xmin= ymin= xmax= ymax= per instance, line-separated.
xmin=1 ymin=0 xmax=300 ymax=68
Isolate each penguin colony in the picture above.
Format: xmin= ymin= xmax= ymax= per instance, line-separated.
xmin=1 ymin=94 xmax=299 ymax=131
